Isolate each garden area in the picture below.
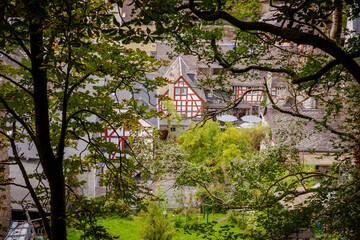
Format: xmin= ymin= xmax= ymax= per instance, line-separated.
xmin=68 ymin=209 xmax=241 ymax=240
xmin=67 ymin=198 xmax=330 ymax=240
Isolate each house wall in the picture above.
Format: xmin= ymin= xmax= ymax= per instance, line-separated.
xmin=234 ymin=86 xmax=264 ymax=103
xmin=173 ymin=77 xmax=203 ymax=118
xmin=299 ymin=152 xmax=336 ymax=168
xmin=76 ymin=168 xmax=97 ymax=197
xmin=125 ymin=42 xmax=157 ymax=57
xmin=9 ymin=159 xmax=44 ymax=211
xmin=98 ymin=119 xmax=153 ymax=191
xmin=0 ymin=147 xmax=11 ymax=240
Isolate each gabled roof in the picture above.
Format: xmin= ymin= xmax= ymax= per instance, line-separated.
xmin=159 ymin=56 xmax=206 ymax=100
xmin=119 ymin=0 xmax=138 ymax=23
xmin=163 ymin=57 xmax=190 ymax=78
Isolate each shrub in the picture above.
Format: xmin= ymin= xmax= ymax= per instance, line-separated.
xmin=226 ymin=210 xmax=248 ymax=229
xmin=140 ymin=201 xmax=176 ymax=240
xmin=172 ymin=214 xmax=184 ymax=228
xmin=183 ymin=221 xmax=241 ymax=240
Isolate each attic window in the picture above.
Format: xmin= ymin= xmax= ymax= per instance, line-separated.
xmin=175 ymin=87 xmax=187 ymax=95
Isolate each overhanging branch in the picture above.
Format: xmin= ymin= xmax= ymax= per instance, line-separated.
xmin=211 ymin=38 xmax=360 ymax=85
xmin=192 ymin=9 xmax=360 ymax=84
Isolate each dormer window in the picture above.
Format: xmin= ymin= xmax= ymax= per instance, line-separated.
xmin=276 ymin=87 xmax=286 ymax=96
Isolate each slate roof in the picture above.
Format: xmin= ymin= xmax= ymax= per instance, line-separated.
xmin=264 ymin=108 xmax=343 ymax=152
xmin=181 ymin=72 xmax=206 ymax=101
xmin=120 ymin=0 xmax=138 ymax=23
xmin=112 ymin=77 xmax=159 ymax=127
xmin=0 ymin=50 xmax=27 ymax=67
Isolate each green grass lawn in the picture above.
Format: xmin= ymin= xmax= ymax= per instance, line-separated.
xmin=67 ymin=212 xmax=241 ymax=240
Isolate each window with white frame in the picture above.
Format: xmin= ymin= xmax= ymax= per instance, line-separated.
xmin=175 ymin=87 xmax=187 ymax=95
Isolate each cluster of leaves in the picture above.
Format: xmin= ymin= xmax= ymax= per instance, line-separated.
xmin=154 ymin=117 xmax=347 ymax=238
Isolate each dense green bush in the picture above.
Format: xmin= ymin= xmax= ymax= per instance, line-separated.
xmin=183 ymin=221 xmax=241 ymax=240
xmin=226 ymin=210 xmax=249 ymax=229
xmin=140 ymin=201 xmax=177 ymax=240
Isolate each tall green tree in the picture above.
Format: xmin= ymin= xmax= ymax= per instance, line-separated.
xmin=178 ymin=121 xmax=253 ymax=166
xmin=0 ymin=0 xmax=165 ymax=239
xmin=154 ymin=121 xmax=264 ymax=199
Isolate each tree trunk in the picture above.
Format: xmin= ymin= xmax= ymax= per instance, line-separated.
xmin=47 ymin=159 xmax=67 ymax=240
xmin=330 ymin=1 xmax=343 ymax=44
xmin=29 ymin=8 xmax=67 ymax=239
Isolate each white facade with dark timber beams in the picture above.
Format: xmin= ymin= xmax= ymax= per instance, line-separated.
xmin=157 ymin=57 xmax=206 ymax=120
xmin=159 ymin=76 xmax=204 ymax=119
xmin=234 ymin=86 xmax=264 ymax=103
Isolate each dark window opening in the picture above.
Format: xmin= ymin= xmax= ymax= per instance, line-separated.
xmin=213 ymin=68 xmax=222 ymax=76
xmin=150 ymin=51 xmax=157 ymax=58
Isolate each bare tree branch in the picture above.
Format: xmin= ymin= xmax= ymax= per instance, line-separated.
xmin=1 ymin=128 xmax=51 ymax=237
xmin=0 ymin=98 xmax=36 ymax=143
xmin=190 ymin=9 xmax=360 ymax=83
xmin=0 ymin=73 xmax=34 ymax=96
xmin=1 ymin=182 xmax=28 ymax=189
xmin=0 ymin=51 xmax=32 ymax=72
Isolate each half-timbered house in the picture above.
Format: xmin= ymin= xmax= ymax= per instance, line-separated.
xmin=157 ymin=57 xmax=206 ymax=128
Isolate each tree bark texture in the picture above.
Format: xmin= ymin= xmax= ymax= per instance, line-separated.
xmin=29 ymin=7 xmax=67 ymax=240
xmin=330 ymin=1 xmax=343 ymax=44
